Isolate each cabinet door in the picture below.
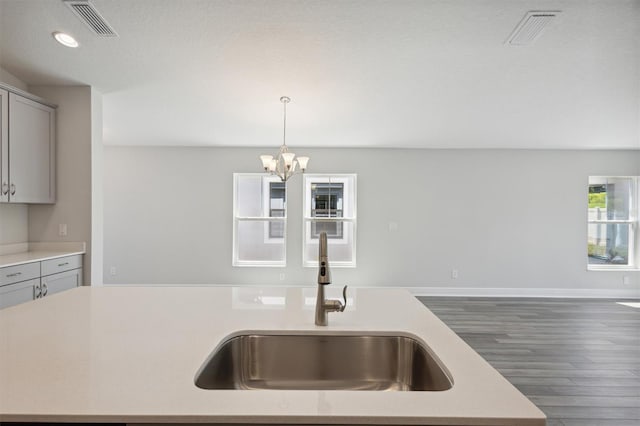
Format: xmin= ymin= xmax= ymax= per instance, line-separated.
xmin=0 ymin=278 xmax=40 ymax=309
xmin=0 ymin=89 xmax=7 ymax=203
xmin=8 ymin=93 xmax=55 ymax=203
xmin=41 ymin=268 xmax=82 ymax=297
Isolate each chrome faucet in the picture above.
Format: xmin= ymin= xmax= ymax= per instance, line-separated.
xmin=315 ymin=231 xmax=347 ymax=326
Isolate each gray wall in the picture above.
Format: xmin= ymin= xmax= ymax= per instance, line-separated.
xmin=91 ymin=87 xmax=104 ymax=285
xmin=28 ymin=86 xmax=94 ymax=285
xmin=103 ymin=147 xmax=640 ymax=296
xmin=0 ymin=204 xmax=28 ymax=244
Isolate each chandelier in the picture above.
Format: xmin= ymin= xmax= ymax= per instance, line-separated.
xmin=259 ymin=96 xmax=309 ymax=182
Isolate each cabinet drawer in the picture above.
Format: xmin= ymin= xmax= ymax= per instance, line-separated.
xmin=41 ymin=269 xmax=81 ymax=297
xmin=0 ymin=262 xmax=40 ymax=286
xmin=0 ymin=278 xmax=39 ymax=309
xmin=41 ymin=255 xmax=82 ymax=276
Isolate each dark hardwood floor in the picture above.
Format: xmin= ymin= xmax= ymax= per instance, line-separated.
xmin=418 ymin=297 xmax=640 ymax=426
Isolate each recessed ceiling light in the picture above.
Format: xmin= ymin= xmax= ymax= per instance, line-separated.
xmin=52 ymin=31 xmax=79 ymax=48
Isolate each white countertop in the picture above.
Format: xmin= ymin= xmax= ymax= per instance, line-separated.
xmin=0 ymin=286 xmax=546 ymax=425
xmin=0 ymin=242 xmax=85 ymax=268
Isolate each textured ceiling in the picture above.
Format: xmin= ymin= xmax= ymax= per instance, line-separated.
xmin=0 ymin=0 xmax=638 ymax=149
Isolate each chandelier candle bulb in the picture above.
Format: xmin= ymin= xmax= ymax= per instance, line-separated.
xmin=282 ymin=153 xmax=296 ymax=169
xmin=260 ymin=155 xmax=274 ymax=170
xmin=297 ymin=156 xmax=309 ymax=170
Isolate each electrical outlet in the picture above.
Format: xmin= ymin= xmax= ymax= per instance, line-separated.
xmin=110 ymin=266 xmax=117 ymax=276
xmin=58 ymin=223 xmax=67 ymax=237
xmin=389 ymin=222 xmax=399 ymax=232
xmin=451 ymin=269 xmax=459 ymax=279
xmin=279 ymin=273 xmax=286 ymax=281
xmin=623 ymin=276 xmax=630 ymax=286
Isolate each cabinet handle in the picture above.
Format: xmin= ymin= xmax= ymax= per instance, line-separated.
xmin=9 ymin=183 xmax=15 ymax=195
xmin=58 ymin=262 xmax=69 ymax=267
xmin=1 ymin=182 xmax=7 ymax=195
xmin=35 ymin=284 xmax=42 ymax=299
xmin=6 ymin=272 xmax=22 ymax=278
xmin=42 ymin=283 xmax=48 ymax=297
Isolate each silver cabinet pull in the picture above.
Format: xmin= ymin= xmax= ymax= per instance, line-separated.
xmin=58 ymin=262 xmax=69 ymax=267
xmin=1 ymin=182 xmax=7 ymax=195
xmin=34 ymin=284 xmax=42 ymax=299
xmin=9 ymin=183 xmax=15 ymax=195
xmin=42 ymin=283 xmax=48 ymax=297
xmin=6 ymin=272 xmax=22 ymax=278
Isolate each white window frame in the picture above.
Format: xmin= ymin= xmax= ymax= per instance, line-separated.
xmin=303 ymin=174 xmax=357 ymax=268
xmin=587 ymin=176 xmax=639 ymax=271
xmin=233 ymin=173 xmax=286 ymax=267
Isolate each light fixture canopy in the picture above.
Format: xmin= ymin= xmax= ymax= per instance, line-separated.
xmin=52 ymin=31 xmax=79 ymax=48
xmin=260 ymin=96 xmax=309 ymax=182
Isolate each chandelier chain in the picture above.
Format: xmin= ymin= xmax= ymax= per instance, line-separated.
xmin=283 ymin=98 xmax=287 ymax=147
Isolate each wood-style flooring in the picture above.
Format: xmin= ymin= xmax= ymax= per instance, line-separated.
xmin=418 ymin=297 xmax=640 ymax=426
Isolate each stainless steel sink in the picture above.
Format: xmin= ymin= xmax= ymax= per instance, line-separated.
xmin=194 ymin=333 xmax=453 ymax=391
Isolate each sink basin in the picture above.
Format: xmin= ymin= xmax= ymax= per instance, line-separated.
xmin=195 ymin=333 xmax=453 ymax=391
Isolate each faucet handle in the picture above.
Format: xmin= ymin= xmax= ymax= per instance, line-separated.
xmin=340 ymin=285 xmax=348 ymax=312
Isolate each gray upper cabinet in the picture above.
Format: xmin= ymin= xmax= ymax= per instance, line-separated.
xmin=0 ymin=89 xmax=56 ymax=204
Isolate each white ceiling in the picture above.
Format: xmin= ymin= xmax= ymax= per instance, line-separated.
xmin=0 ymin=0 xmax=638 ymax=149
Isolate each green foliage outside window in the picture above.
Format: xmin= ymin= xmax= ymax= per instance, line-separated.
xmin=588 ymin=192 xmax=606 ymax=208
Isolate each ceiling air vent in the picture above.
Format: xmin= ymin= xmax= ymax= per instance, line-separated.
xmin=63 ymin=0 xmax=118 ymax=37
xmin=506 ymin=11 xmax=560 ymax=45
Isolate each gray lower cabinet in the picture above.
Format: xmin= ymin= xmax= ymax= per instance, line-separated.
xmin=41 ymin=268 xmax=83 ymax=297
xmin=0 ymin=278 xmax=39 ymax=309
xmin=0 ymin=254 xmax=83 ymax=309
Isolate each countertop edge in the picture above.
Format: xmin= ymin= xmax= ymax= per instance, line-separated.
xmin=0 ymin=413 xmax=546 ymax=425
xmin=0 ymin=242 xmax=86 ymax=268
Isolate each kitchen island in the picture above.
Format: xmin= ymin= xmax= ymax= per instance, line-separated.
xmin=0 ymin=286 xmax=546 ymax=425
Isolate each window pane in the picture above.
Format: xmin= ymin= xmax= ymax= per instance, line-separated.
xmin=304 ymin=220 xmax=355 ymax=265
xmin=236 ymin=220 xmax=285 ymax=264
xmin=270 ymin=182 xmax=285 ymax=213
xmin=587 ymin=223 xmax=630 ymax=265
xmin=236 ymin=175 xmax=266 ymax=217
xmin=311 ymin=220 xmax=343 ymax=239
xmin=310 ymin=183 xmax=344 ymax=238
xmin=311 ymin=182 xmax=344 ymax=218
xmin=269 ymin=181 xmax=286 ymax=238
xmin=588 ymin=177 xmax=632 ymax=220
xmin=269 ymin=216 xmax=285 ymax=239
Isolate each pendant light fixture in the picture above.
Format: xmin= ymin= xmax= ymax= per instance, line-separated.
xmin=259 ymin=96 xmax=309 ymax=182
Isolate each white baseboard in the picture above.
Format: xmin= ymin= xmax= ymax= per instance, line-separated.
xmin=402 ymin=286 xmax=640 ymax=299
